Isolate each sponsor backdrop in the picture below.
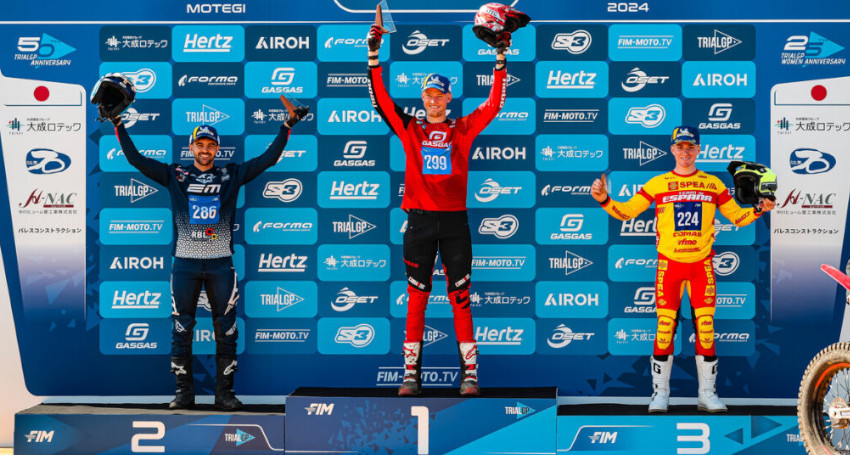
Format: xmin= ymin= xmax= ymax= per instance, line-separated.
xmin=0 ymin=0 xmax=848 ymax=400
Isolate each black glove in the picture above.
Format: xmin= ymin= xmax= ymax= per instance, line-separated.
xmin=284 ymin=105 xmax=310 ymax=128
xmin=367 ymin=25 xmax=383 ymax=52
xmin=496 ymin=31 xmax=511 ymax=53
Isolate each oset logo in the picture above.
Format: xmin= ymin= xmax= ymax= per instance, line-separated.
xmin=120 ymin=108 xmax=161 ymax=128
xmin=334 ymin=324 xmax=375 ymax=347
xmin=332 ymin=287 xmax=378 ymax=312
xmin=474 ymin=178 xmax=521 ymax=203
xmin=26 ymin=148 xmax=71 ymax=174
xmin=789 ymin=148 xmax=836 ymax=174
xmin=402 ymin=30 xmax=449 ymax=55
xmin=621 ymin=67 xmax=670 ymax=93
xmin=552 ymin=30 xmax=592 ymax=54
xmin=547 ymin=324 xmax=595 ymax=348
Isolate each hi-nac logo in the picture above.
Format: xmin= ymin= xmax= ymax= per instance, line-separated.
xmin=547 ymin=324 xmax=595 ymax=348
xmin=474 ymin=178 xmax=521 ymax=203
xmin=789 ymin=148 xmax=836 ymax=174
xmin=16 ymin=34 xmax=76 ymax=67
xmin=698 ymin=29 xmax=742 ymax=55
xmin=621 ymin=67 xmax=669 ymax=93
xmin=260 ymin=287 xmax=304 ymax=311
xmin=332 ymin=287 xmax=378 ymax=312
xmin=114 ymin=178 xmax=159 ymax=203
xmin=782 ymin=32 xmax=846 ymax=66
xmin=478 ymin=214 xmax=519 ymax=239
xmin=263 ymin=179 xmax=303 ymax=202
xmin=625 ymin=104 xmax=665 ymax=128
xmin=549 ymin=250 xmax=593 ymax=276
xmin=334 ymin=324 xmax=375 ymax=347
xmin=402 ymin=30 xmax=449 ymax=55
xmin=185 ymin=104 xmax=230 ymax=125
xmin=623 ymin=141 xmax=667 ymax=166
xmin=552 ymin=30 xmax=592 ymax=54
xmin=19 ymin=189 xmax=77 ymax=210
xmin=122 ymin=68 xmax=157 ymax=93
xmin=26 ymin=148 xmax=71 ymax=174
xmin=713 ymin=251 xmax=740 ymax=276
xmin=332 ymin=214 xmax=376 ymax=239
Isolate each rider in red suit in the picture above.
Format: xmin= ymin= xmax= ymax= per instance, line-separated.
xmin=367 ymin=24 xmax=507 ymax=396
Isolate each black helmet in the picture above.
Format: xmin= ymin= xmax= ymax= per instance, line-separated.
xmin=90 ymin=73 xmax=136 ymax=121
xmin=726 ymin=161 xmax=778 ymax=205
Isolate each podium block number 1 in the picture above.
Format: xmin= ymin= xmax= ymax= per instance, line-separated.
xmin=411 ymin=406 xmax=429 ymax=454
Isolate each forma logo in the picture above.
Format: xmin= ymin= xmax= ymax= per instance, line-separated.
xmin=552 ymin=30 xmax=592 ymax=54
xmin=186 ymin=3 xmax=246 ymax=13
xmin=252 ymin=220 xmax=313 ymax=233
xmin=712 ymin=251 xmax=740 ymax=276
xmin=625 ymin=104 xmax=666 ymax=128
xmin=541 ymin=184 xmax=592 ymax=196
xmin=178 ymin=74 xmax=239 ymax=87
xmin=474 ymin=178 xmax=521 ymax=203
xmin=334 ymin=324 xmax=375 ymax=347
xmin=615 ymin=257 xmax=657 ymax=269
xmin=547 ymin=324 xmax=595 ymax=348
xmin=332 ymin=287 xmax=378 ymax=312
xmin=26 ymin=148 xmax=71 ymax=174
xmin=263 ymin=179 xmax=303 ymax=202
xmin=789 ymin=148 xmax=836 ymax=174
xmin=121 ymin=68 xmax=157 ymax=93
xmin=402 ymin=30 xmax=449 ymax=55
xmin=621 ymin=67 xmax=669 ymax=93
xmin=478 ymin=214 xmax=519 ymax=239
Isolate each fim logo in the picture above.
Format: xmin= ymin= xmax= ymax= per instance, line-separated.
xmin=505 ymin=402 xmax=535 ymax=419
xmin=305 ymin=403 xmax=335 ymax=416
xmin=24 ymin=430 xmax=54 ymax=443
xmin=224 ymin=429 xmax=255 ymax=446
xmin=589 ymin=431 xmax=618 ymax=444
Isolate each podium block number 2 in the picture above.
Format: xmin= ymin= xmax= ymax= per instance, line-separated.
xmin=411 ymin=406 xmax=429 ymax=454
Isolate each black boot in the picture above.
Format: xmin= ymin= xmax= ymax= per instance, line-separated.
xmin=215 ymin=356 xmax=243 ymax=411
xmin=169 ymin=357 xmax=195 ymax=409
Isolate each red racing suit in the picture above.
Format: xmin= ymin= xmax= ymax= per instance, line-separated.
xmin=367 ymin=63 xmax=506 ymax=343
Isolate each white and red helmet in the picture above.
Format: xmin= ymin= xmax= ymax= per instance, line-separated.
xmin=472 ymin=3 xmax=530 ymax=49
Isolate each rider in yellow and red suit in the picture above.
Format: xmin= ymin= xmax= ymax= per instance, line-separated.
xmin=592 ymin=126 xmax=775 ymax=413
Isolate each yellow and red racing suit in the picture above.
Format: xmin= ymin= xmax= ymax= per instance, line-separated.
xmin=601 ymin=169 xmax=762 ymax=356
